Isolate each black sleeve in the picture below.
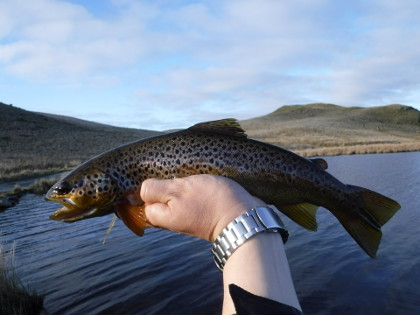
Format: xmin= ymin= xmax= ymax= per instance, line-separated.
xmin=229 ymin=284 xmax=304 ymax=315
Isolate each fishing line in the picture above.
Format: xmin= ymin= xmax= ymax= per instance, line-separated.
xmin=103 ymin=214 xmax=118 ymax=244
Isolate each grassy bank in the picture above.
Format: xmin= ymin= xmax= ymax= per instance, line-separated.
xmin=0 ymin=243 xmax=44 ymax=315
xmin=0 ymin=157 xmax=75 ymax=183
xmin=0 ymin=102 xmax=161 ymax=183
xmin=1 ymin=177 xmax=60 ymax=212
xmin=242 ymin=103 xmax=420 ymax=157
xmin=1 ymin=102 xmax=419 ymax=183
xmin=293 ymin=141 xmax=420 ymax=157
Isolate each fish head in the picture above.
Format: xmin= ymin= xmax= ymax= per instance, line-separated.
xmin=45 ymin=167 xmax=119 ymax=222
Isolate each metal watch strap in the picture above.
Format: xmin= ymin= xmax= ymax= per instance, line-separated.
xmin=212 ymin=206 xmax=289 ymax=271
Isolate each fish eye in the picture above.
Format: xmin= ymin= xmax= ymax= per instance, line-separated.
xmin=54 ymin=181 xmax=73 ymax=195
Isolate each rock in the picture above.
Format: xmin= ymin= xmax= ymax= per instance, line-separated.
xmin=0 ymin=195 xmax=20 ymax=211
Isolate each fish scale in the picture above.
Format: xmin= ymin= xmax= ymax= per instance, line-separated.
xmin=45 ymin=119 xmax=400 ymax=258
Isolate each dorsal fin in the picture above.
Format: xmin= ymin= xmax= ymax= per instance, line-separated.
xmin=310 ymin=158 xmax=328 ymax=170
xmin=188 ymin=118 xmax=247 ymax=138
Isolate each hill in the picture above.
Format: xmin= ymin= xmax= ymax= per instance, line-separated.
xmin=241 ymin=103 xmax=420 ymax=156
xmin=1 ymin=102 xmax=419 ymax=182
xmin=0 ymin=102 xmax=161 ymax=182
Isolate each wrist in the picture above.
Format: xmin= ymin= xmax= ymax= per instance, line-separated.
xmin=212 ymin=206 xmax=289 ymax=271
xmin=211 ymin=199 xmax=264 ymax=242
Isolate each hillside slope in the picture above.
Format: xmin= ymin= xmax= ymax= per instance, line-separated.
xmin=241 ymin=103 xmax=420 ymax=156
xmin=0 ymin=102 xmax=161 ymax=182
xmin=1 ymin=102 xmax=419 ymax=182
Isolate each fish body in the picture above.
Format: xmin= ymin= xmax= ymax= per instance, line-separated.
xmin=45 ymin=119 xmax=400 ymax=257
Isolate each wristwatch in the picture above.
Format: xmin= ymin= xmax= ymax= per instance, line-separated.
xmin=212 ymin=206 xmax=289 ymax=271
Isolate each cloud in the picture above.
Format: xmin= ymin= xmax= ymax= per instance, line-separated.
xmin=1 ymin=0 xmax=419 ymax=129
xmin=0 ymin=0 xmax=151 ymax=82
xmin=319 ymin=0 xmax=420 ymax=106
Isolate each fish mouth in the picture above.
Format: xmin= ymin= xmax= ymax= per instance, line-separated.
xmin=47 ymin=195 xmax=99 ymax=222
xmin=50 ymin=205 xmax=100 ymax=222
xmin=47 ymin=195 xmax=116 ymax=222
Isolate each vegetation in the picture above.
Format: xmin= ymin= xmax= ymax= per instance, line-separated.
xmin=241 ymin=103 xmax=420 ymax=157
xmin=1 ymin=178 xmax=60 ymax=212
xmin=0 ymin=102 xmax=161 ymax=183
xmin=0 ymin=242 xmax=44 ymax=315
xmin=1 ymin=102 xmax=419 ymax=184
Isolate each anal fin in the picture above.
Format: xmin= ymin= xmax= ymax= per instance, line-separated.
xmin=280 ymin=203 xmax=319 ymax=231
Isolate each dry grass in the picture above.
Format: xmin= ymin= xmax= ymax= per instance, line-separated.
xmin=242 ymin=103 xmax=420 ymax=157
xmin=1 ymin=102 xmax=419 ymax=182
xmin=0 ymin=156 xmax=80 ymax=183
xmin=0 ymin=102 xmax=161 ymax=183
xmin=4 ymin=178 xmax=60 ymax=197
xmin=294 ymin=141 xmax=420 ymax=157
xmin=0 ymin=242 xmax=44 ymax=315
xmin=1 ymin=178 xmax=60 ymax=212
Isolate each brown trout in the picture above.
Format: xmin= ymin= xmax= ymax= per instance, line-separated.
xmin=45 ymin=119 xmax=400 ymax=257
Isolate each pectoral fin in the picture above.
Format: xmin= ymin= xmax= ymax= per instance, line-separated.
xmin=116 ymin=202 xmax=148 ymax=236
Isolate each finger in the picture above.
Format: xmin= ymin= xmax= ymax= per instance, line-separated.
xmin=140 ymin=178 xmax=173 ymax=204
xmin=144 ymin=202 xmax=172 ymax=229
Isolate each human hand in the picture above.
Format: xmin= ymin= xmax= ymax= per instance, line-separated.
xmin=140 ymin=174 xmax=264 ymax=242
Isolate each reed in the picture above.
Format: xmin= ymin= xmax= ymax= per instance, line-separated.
xmin=0 ymin=242 xmax=44 ymax=315
xmin=1 ymin=178 xmax=60 ymax=212
xmin=0 ymin=157 xmax=79 ymax=183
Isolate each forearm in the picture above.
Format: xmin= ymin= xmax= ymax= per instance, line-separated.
xmin=140 ymin=175 xmax=301 ymax=313
xmin=222 ymin=232 xmax=302 ymax=314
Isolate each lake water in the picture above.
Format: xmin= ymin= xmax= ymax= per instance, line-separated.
xmin=1 ymin=152 xmax=419 ymax=314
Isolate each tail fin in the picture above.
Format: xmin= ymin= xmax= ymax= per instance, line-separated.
xmin=333 ymin=185 xmax=401 ymax=258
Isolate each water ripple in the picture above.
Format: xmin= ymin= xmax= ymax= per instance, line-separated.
xmin=1 ymin=152 xmax=419 ymax=314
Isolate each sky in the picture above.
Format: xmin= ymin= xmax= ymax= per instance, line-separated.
xmin=1 ymin=0 xmax=419 ymax=130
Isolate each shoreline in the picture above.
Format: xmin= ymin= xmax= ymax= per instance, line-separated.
xmin=1 ymin=145 xmax=419 ymax=185
xmin=1 ymin=147 xmax=418 ymax=212
xmin=292 ymin=142 xmax=420 ymax=157
xmin=0 ymin=177 xmax=60 ymax=212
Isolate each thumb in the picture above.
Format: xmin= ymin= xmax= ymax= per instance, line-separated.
xmin=141 ymin=178 xmax=175 ymax=229
xmin=140 ymin=178 xmax=172 ymax=204
xmin=144 ymin=202 xmax=172 ymax=229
